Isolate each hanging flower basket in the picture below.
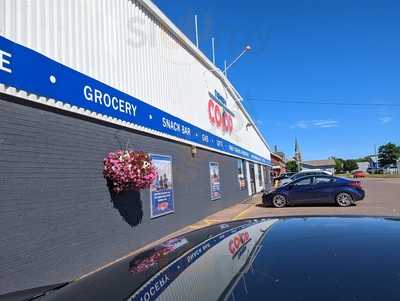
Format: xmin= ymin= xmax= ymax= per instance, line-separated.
xmin=103 ymin=150 xmax=157 ymax=193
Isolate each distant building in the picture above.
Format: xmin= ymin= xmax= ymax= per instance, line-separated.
xmin=271 ymin=145 xmax=286 ymax=176
xmin=271 ymin=152 xmax=286 ymax=176
xmin=369 ymin=155 xmax=379 ymax=168
xmin=382 ymin=162 xmax=399 ymax=174
xmin=301 ymin=159 xmax=336 ymax=175
xmin=357 ymin=162 xmax=370 ymax=172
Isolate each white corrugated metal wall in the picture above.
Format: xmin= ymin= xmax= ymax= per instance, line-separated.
xmin=0 ymin=0 xmax=271 ymax=161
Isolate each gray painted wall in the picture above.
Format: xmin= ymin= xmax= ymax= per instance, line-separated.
xmin=0 ymin=94 xmax=252 ymax=294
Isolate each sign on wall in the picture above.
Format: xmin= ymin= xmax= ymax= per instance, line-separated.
xmin=237 ymin=160 xmax=247 ymax=190
xmin=208 ymin=90 xmax=234 ymax=134
xmin=209 ymin=162 xmax=221 ymax=200
xmin=150 ymin=154 xmax=174 ymax=218
xmin=0 ymin=36 xmax=271 ymax=166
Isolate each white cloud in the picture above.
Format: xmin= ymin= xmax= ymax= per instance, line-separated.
xmin=255 ymin=119 xmax=264 ymax=126
xmin=291 ymin=119 xmax=339 ymax=129
xmin=379 ymin=116 xmax=392 ymax=124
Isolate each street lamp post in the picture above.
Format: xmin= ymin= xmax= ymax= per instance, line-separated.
xmin=224 ymin=45 xmax=252 ymax=76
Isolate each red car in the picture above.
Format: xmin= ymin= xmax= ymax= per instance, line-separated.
xmin=352 ymin=171 xmax=366 ymax=178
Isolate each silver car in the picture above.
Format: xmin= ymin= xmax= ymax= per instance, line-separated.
xmin=279 ymin=170 xmax=332 ymax=186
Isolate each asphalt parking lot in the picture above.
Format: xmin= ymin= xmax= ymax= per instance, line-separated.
xmin=78 ymin=178 xmax=400 ymax=280
xmin=189 ymin=178 xmax=400 ymax=228
xmin=240 ymin=178 xmax=400 ymax=218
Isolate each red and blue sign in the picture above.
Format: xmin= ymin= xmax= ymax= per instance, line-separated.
xmin=228 ymin=231 xmax=251 ymax=259
xmin=208 ymin=90 xmax=234 ymax=134
xmin=149 ymin=154 xmax=174 ymax=219
xmin=128 ymin=221 xmax=259 ymax=301
xmin=0 ymin=36 xmax=271 ymax=166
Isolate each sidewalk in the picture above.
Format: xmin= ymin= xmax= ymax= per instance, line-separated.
xmin=79 ymin=193 xmax=263 ymax=280
xmin=187 ymin=193 xmax=262 ymax=230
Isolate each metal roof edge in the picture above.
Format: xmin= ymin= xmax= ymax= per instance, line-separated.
xmin=138 ymin=0 xmax=271 ymax=153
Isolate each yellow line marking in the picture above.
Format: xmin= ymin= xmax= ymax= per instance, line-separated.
xmin=232 ymin=205 xmax=254 ymax=220
xmin=188 ymin=225 xmax=204 ymax=229
xmin=204 ymin=219 xmax=224 ymax=224
xmin=189 ymin=219 xmax=226 ymax=229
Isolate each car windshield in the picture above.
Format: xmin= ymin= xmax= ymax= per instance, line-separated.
xmin=291 ymin=172 xmax=314 ymax=180
xmin=1 ymin=0 xmax=399 ymax=300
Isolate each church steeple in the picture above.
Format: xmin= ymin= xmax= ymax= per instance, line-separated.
xmin=294 ymin=138 xmax=302 ymax=162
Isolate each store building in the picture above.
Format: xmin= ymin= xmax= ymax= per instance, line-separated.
xmin=271 ymin=152 xmax=287 ymax=177
xmin=0 ymin=0 xmax=272 ymax=294
xmin=301 ymin=159 xmax=336 ymax=175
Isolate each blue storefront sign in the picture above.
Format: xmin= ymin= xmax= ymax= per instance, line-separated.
xmin=150 ymin=154 xmax=174 ymax=218
xmin=0 ymin=36 xmax=271 ymax=166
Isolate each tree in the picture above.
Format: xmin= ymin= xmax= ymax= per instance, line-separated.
xmin=286 ymin=160 xmax=299 ymax=172
xmin=343 ymin=160 xmax=358 ymax=172
xmin=378 ymin=143 xmax=400 ymax=166
xmin=333 ymin=158 xmax=344 ymax=174
xmin=355 ymin=156 xmax=371 ymax=163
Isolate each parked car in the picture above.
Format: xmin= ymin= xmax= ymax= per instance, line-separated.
xmin=275 ymin=172 xmax=296 ymax=181
xmin=263 ymin=175 xmax=365 ymax=208
xmin=279 ymin=169 xmax=332 ymax=186
xmin=367 ymin=167 xmax=383 ymax=174
xmin=352 ymin=170 xmax=366 ymax=178
xmin=2 ymin=216 xmax=400 ymax=301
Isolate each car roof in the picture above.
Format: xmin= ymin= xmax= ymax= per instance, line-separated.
xmin=222 ymin=217 xmax=400 ymax=300
xmin=296 ymin=170 xmax=330 ymax=174
xmin=290 ymin=171 xmax=330 ymax=179
xmin=24 ymin=216 xmax=400 ymax=301
xmin=290 ymin=174 xmax=337 ymax=183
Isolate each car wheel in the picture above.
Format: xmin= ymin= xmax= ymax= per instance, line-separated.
xmin=336 ymin=192 xmax=353 ymax=207
xmin=272 ymin=194 xmax=287 ymax=208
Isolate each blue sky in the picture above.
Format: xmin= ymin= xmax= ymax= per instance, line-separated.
xmin=153 ymin=0 xmax=399 ymax=160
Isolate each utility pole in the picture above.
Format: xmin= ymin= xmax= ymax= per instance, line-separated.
xmin=224 ymin=45 xmax=252 ymax=77
xmin=211 ymin=37 xmax=215 ymax=65
xmin=224 ymin=60 xmax=227 ymax=76
xmin=194 ymin=15 xmax=199 ymax=48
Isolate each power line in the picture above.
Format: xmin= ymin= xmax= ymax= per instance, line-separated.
xmin=246 ymin=97 xmax=400 ymax=107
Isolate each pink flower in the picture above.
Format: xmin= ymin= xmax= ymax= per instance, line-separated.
xmin=103 ymin=150 xmax=157 ymax=193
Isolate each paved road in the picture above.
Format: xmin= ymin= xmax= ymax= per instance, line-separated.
xmin=189 ymin=178 xmax=400 ymax=227
xmin=237 ymin=178 xmax=400 ymax=219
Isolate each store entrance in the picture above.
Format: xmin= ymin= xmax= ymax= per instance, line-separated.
xmin=249 ymin=162 xmax=256 ymax=195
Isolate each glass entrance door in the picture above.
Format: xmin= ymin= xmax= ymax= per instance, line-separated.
xmin=249 ymin=162 xmax=256 ymax=195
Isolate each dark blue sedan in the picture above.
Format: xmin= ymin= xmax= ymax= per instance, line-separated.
xmin=263 ymin=175 xmax=365 ymax=208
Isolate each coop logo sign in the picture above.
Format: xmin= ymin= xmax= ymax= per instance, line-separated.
xmin=228 ymin=231 xmax=251 ymax=259
xmin=208 ymin=90 xmax=235 ymax=134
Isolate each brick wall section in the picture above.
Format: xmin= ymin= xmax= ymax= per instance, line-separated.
xmin=0 ymin=94 xmax=252 ymax=294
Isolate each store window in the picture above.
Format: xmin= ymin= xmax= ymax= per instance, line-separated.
xmin=237 ymin=160 xmax=246 ymax=190
xmin=258 ymin=165 xmax=263 ymax=187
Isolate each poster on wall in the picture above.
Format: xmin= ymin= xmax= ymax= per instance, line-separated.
xmin=238 ymin=160 xmax=247 ymax=190
xmin=209 ymin=162 xmax=221 ymax=200
xmin=150 ymin=154 xmax=174 ymax=219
